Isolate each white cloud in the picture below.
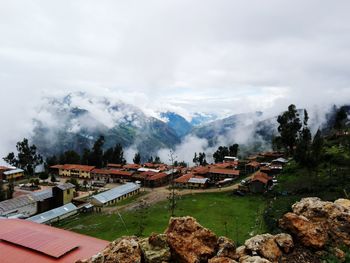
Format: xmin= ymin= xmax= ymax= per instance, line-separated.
xmin=1 ymin=0 xmax=350 ymax=163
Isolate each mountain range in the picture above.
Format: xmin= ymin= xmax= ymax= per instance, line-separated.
xmin=31 ymin=92 xmax=349 ymax=161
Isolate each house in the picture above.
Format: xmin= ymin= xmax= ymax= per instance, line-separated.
xmin=26 ymin=203 xmax=78 ymax=224
xmin=271 ymin=158 xmax=288 ymax=166
xmin=52 ymin=183 xmax=75 ymax=206
xmin=224 ymin=156 xmax=239 ymax=162
xmin=208 ymin=167 xmax=240 ymax=181
xmin=144 ymin=172 xmax=169 ymax=187
xmin=0 ymin=183 xmax=76 ymax=217
xmin=91 ymin=169 xmax=134 ymax=183
xmin=90 ymin=183 xmax=140 ymax=208
xmin=249 ymin=172 xmax=272 ymax=193
xmin=50 ymin=164 xmax=95 ymax=179
xmin=0 ymin=218 xmax=109 ymax=263
xmin=174 ymin=173 xmax=209 ymax=188
xmin=192 ymin=166 xmax=210 ymax=176
xmin=246 ymin=161 xmax=261 ymax=173
xmin=2 ymin=168 xmax=24 ymax=181
xmin=123 ymin=163 xmax=141 ymax=171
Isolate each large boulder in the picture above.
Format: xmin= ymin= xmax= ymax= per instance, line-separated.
xmin=78 ymin=236 xmax=142 ymax=263
xmin=139 ymin=233 xmax=171 ymax=263
xmin=289 ymin=197 xmax=350 ymax=246
xmin=165 ymin=216 xmax=218 ymax=263
xmin=216 ymin=236 xmax=236 ymax=259
xmin=244 ymin=234 xmax=282 ymax=262
xmin=279 ymin=212 xmax=328 ymax=249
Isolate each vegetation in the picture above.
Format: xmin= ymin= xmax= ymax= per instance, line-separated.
xmin=3 ymin=138 xmax=43 ymax=176
xmin=193 ymin=152 xmax=208 ymax=166
xmin=56 ymin=192 xmax=267 ymax=244
xmin=213 ymin=144 xmax=239 ymax=163
xmin=133 ymin=152 xmax=141 ymax=164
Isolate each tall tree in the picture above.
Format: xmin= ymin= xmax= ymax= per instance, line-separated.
xmin=276 ymin=104 xmax=302 ymax=155
xmin=89 ymin=135 xmax=105 ymax=167
xmin=229 ymin=144 xmax=239 ymax=157
xmin=3 ymin=138 xmax=43 ymax=176
xmin=81 ymin=148 xmax=91 ymax=165
xmin=59 ymin=150 xmax=81 ymax=164
xmin=213 ymin=146 xmax=229 ymax=163
xmin=198 ymin=152 xmax=208 ymax=166
xmin=193 ymin=152 xmax=199 ymax=166
xmin=133 ymin=152 xmax=141 ymax=164
xmin=334 ymin=107 xmax=348 ymax=130
xmin=112 ymin=143 xmax=126 ymax=164
xmin=154 ymin=156 xmax=161 ymax=164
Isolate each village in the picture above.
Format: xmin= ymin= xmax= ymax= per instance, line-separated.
xmin=0 ymin=151 xmax=288 ymax=225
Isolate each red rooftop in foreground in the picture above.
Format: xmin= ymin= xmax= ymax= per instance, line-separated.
xmin=0 ymin=219 xmax=109 ymax=263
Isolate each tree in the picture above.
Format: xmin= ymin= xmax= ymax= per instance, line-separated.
xmin=133 ymin=152 xmax=141 ymax=164
xmin=59 ymin=150 xmax=81 ymax=164
xmin=50 ymin=174 xmax=57 ymax=183
xmin=81 ymin=148 xmax=91 ymax=165
xmin=213 ymin=146 xmax=229 ymax=163
xmin=112 ymin=143 xmax=126 ymax=164
xmin=154 ymin=156 xmax=161 ymax=164
xmin=147 ymin=156 xmax=154 ymax=163
xmin=39 ymin=173 xmax=49 ymax=181
xmin=334 ymin=107 xmax=348 ymax=130
xmin=3 ymin=138 xmax=43 ymax=176
xmin=193 ymin=152 xmax=199 ymax=166
xmin=198 ymin=152 xmax=207 ymax=166
xmin=168 ymin=150 xmax=178 ymax=217
xmin=276 ymin=104 xmax=302 ymax=155
xmin=134 ymin=199 xmax=149 ymax=237
xmin=311 ymin=129 xmax=324 ymax=170
xmin=229 ymin=144 xmax=239 ymax=157
xmin=89 ymin=135 xmax=105 ymax=168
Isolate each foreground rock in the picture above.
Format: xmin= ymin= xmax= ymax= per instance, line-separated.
xmin=139 ymin=233 xmax=171 ymax=263
xmin=244 ymin=234 xmax=281 ymax=262
xmin=279 ymin=212 xmax=327 ymax=249
xmin=78 ymin=236 xmax=142 ymax=263
xmin=165 ymin=216 xmax=218 ymax=263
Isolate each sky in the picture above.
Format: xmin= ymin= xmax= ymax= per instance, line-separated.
xmin=1 ymin=0 xmax=350 ymax=160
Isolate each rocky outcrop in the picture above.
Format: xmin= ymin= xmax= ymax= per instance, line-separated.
xmin=78 ymin=236 xmax=142 ymax=263
xmin=165 ymin=216 xmax=218 ymax=263
xmin=139 ymin=233 xmax=171 ymax=263
xmin=79 ymin=198 xmax=350 ymax=263
xmin=279 ymin=212 xmax=327 ymax=249
xmin=280 ymin=197 xmax=350 ymax=248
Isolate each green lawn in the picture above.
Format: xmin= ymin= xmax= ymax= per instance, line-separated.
xmin=55 ymin=192 xmax=267 ymax=245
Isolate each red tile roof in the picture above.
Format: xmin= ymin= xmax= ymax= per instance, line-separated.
xmin=192 ymin=166 xmax=210 ymax=175
xmin=0 ymin=219 xmax=108 ymax=263
xmin=106 ymin=163 xmax=123 ymax=168
xmin=208 ymin=168 xmax=240 ymax=176
xmin=147 ymin=172 xmax=168 ymax=181
xmin=247 ymin=161 xmax=260 ymax=168
xmin=251 ymin=172 xmax=271 ymax=185
xmin=123 ymin=164 xmax=141 ymax=170
xmin=91 ymin=169 xmax=133 ymax=177
xmin=174 ymin=173 xmax=195 ymax=183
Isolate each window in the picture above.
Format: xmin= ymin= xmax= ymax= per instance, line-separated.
xmin=67 ymin=189 xmax=70 ymax=194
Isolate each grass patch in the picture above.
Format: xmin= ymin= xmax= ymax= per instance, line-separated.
xmin=55 ymin=192 xmax=267 ymax=245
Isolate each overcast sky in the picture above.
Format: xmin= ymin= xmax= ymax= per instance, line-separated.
xmin=1 ymin=0 xmax=350 ymax=157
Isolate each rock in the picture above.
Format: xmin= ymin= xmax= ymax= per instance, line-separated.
xmin=79 ymin=236 xmax=142 ymax=263
xmin=279 ymin=212 xmax=328 ymax=249
xmin=233 ymin=246 xmax=248 ymax=261
xmin=209 ymin=256 xmax=238 ymax=263
xmin=274 ymin=233 xmax=294 ymax=253
xmin=239 ymin=255 xmax=272 ymax=263
xmin=334 ymin=199 xmax=350 ymax=211
xmin=139 ymin=233 xmax=171 ymax=263
xmin=244 ymin=234 xmax=281 ymax=262
xmin=289 ymin=198 xmax=350 ymax=246
xmin=165 ymin=216 xmax=218 ymax=263
xmin=334 ymin=247 xmax=346 ymax=262
xmin=216 ymin=236 xmax=236 ymax=259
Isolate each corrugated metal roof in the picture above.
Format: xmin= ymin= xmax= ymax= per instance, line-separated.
xmin=0 ymin=227 xmax=79 ymax=258
xmin=0 ymin=195 xmax=36 ymax=215
xmin=91 ymin=183 xmax=140 ymax=204
xmin=188 ymin=177 xmax=209 ymax=184
xmin=3 ymin=168 xmax=24 ymax=175
xmin=56 ymin=183 xmax=75 ymax=191
xmin=0 ymin=219 xmax=109 ymax=263
xmin=138 ymin=167 xmax=160 ymax=173
xmin=31 ymin=189 xmax=53 ymax=202
xmin=26 ymin=203 xmax=77 ymax=224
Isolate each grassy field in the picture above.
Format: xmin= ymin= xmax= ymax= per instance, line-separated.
xmin=55 ymin=192 xmax=267 ymax=245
